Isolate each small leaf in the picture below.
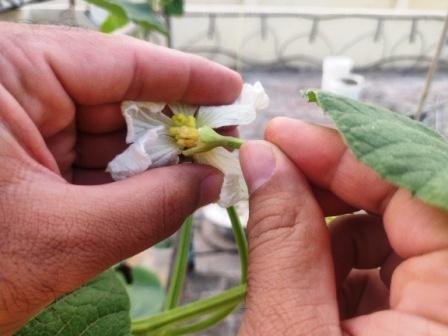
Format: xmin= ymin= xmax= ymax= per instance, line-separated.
xmin=303 ymin=89 xmax=448 ymax=211
xmin=161 ymin=0 xmax=183 ymax=16
xmin=16 ymin=270 xmax=131 ymax=336
xmin=86 ymin=0 xmax=168 ymax=35
xmin=101 ymin=14 xmax=129 ymax=33
xmin=124 ymin=267 xmax=165 ymax=319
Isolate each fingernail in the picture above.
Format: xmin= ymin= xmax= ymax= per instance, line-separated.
xmin=199 ymin=173 xmax=224 ymax=205
xmin=240 ymin=141 xmax=276 ymax=194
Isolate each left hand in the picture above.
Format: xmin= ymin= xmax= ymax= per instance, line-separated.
xmin=0 ymin=22 xmax=242 ymax=334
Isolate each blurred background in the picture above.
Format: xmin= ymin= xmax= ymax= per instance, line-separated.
xmin=2 ymin=1 xmax=447 ymax=334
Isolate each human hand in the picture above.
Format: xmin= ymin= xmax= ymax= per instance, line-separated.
xmin=0 ymin=22 xmax=241 ymax=334
xmin=238 ymin=118 xmax=448 ymax=335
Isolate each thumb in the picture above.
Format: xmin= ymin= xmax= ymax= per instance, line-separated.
xmin=239 ymin=141 xmax=341 ymax=336
xmin=51 ymin=164 xmax=222 ymax=289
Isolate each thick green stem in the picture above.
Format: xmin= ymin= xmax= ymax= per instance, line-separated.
xmin=164 ymin=216 xmax=193 ymax=311
xmin=227 ymin=206 xmax=249 ymax=283
xmin=131 ymin=284 xmax=246 ymax=333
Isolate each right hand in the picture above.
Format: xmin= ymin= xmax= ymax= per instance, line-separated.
xmin=238 ymin=118 xmax=448 ymax=335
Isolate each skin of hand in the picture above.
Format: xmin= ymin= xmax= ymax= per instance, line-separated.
xmin=0 ymin=22 xmax=242 ymax=334
xmin=238 ymin=118 xmax=448 ymax=336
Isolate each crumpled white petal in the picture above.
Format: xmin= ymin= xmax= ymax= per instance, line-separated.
xmin=169 ymin=104 xmax=198 ymax=116
xmin=196 ymin=81 xmax=269 ymax=129
xmin=107 ymin=128 xmax=180 ymax=180
xmin=122 ymin=101 xmax=172 ymax=143
xmin=194 ymin=147 xmax=248 ymax=207
xmin=237 ymin=81 xmax=269 ymax=110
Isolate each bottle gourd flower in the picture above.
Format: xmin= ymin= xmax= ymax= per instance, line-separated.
xmin=107 ymin=82 xmax=269 ymax=207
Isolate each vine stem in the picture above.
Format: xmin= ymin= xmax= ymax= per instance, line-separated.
xmin=168 ymin=303 xmax=237 ymax=335
xmin=227 ymin=206 xmax=249 ymax=283
xmin=164 ymin=206 xmax=249 ymax=335
xmin=161 ymin=206 xmax=249 ymax=335
xmin=132 ymin=206 xmax=249 ymax=335
xmin=164 ymin=216 xmax=193 ymax=311
xmin=131 ymin=284 xmax=247 ymax=333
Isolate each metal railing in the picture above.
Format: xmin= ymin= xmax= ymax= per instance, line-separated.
xmin=171 ymin=6 xmax=448 ymax=70
xmin=2 ymin=2 xmax=448 ymax=71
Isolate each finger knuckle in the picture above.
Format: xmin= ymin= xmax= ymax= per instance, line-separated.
xmin=249 ymin=190 xmax=306 ymax=248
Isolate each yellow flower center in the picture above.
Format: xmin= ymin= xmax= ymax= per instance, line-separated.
xmin=169 ymin=113 xmax=200 ymax=149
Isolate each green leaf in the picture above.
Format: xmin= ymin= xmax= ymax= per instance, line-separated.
xmin=86 ymin=0 xmax=168 ymax=35
xmin=161 ymin=0 xmax=183 ymax=16
xmin=303 ymin=89 xmax=448 ymax=211
xmin=16 ymin=270 xmax=131 ymax=336
xmin=101 ymin=14 xmax=129 ymax=33
xmin=125 ymin=267 xmax=165 ymax=319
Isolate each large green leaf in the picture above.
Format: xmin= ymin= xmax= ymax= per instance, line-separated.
xmin=303 ymin=89 xmax=448 ymax=211
xmin=87 ymin=0 xmax=167 ymax=35
xmin=16 ymin=270 xmax=131 ymax=336
xmin=124 ymin=266 xmax=165 ymax=319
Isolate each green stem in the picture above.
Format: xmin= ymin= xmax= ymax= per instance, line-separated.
xmin=131 ymin=284 xmax=247 ymax=333
xmin=168 ymin=302 xmax=239 ymax=335
xmin=150 ymin=207 xmax=248 ymax=335
xmin=164 ymin=216 xmax=193 ymax=311
xmin=182 ymin=126 xmax=245 ymax=156
xmin=227 ymin=206 xmax=249 ymax=283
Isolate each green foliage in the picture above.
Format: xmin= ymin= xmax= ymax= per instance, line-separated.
xmin=101 ymin=14 xmax=129 ymax=33
xmin=87 ymin=0 xmax=168 ymax=35
xmin=161 ymin=0 xmax=184 ymax=16
xmin=124 ymin=267 xmax=165 ymax=320
xmin=303 ymin=89 xmax=448 ymax=211
xmin=17 ymin=270 xmax=131 ymax=336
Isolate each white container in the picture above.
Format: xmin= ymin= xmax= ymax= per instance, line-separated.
xmin=321 ymin=56 xmax=354 ymax=90
xmin=324 ymin=73 xmax=365 ymax=101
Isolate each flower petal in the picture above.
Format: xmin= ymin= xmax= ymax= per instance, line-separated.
xmin=122 ymin=101 xmax=172 ymax=143
xmin=169 ymin=104 xmax=198 ymax=116
xmin=194 ymin=147 xmax=248 ymax=207
xmin=237 ymin=81 xmax=270 ymax=110
xmin=196 ymin=82 xmax=269 ymax=128
xmin=196 ymin=105 xmax=255 ymax=129
xmin=107 ymin=128 xmax=180 ymax=180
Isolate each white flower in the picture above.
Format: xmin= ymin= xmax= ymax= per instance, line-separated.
xmin=107 ymin=82 xmax=269 ymax=207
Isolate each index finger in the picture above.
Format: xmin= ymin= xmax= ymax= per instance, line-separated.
xmin=41 ymin=25 xmax=242 ymax=105
xmin=265 ymin=117 xmax=448 ymax=258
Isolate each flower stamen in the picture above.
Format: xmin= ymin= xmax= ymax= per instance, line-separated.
xmin=169 ymin=113 xmax=200 ymax=149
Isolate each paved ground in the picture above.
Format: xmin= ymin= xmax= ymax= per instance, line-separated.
xmin=179 ymin=69 xmax=448 ymax=335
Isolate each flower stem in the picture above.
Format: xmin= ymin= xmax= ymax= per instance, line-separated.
xmin=131 ymin=284 xmax=247 ymax=334
xmin=164 ymin=216 xmax=193 ymax=311
xmin=227 ymin=206 xmax=249 ymax=283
